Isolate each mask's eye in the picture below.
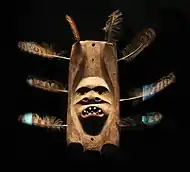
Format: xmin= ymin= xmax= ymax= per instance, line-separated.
xmin=82 ymin=97 xmax=89 ymax=102
xmin=94 ymin=97 xmax=101 ymax=102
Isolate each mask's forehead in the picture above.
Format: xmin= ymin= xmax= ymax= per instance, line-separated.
xmin=71 ymin=40 xmax=114 ymax=55
xmin=69 ymin=40 xmax=117 ymax=90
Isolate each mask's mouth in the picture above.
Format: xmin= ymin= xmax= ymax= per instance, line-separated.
xmin=76 ymin=103 xmax=109 ymax=136
xmin=80 ymin=106 xmax=105 ymax=118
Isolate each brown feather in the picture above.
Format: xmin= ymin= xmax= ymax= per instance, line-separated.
xmin=65 ymin=15 xmax=80 ymax=41
xmin=18 ymin=41 xmax=70 ymax=60
xmin=18 ymin=113 xmax=66 ymax=131
xmin=103 ymin=10 xmax=123 ymax=42
xmin=119 ymin=112 xmax=163 ymax=128
xmin=26 ymin=76 xmax=68 ymax=93
xmin=118 ymin=28 xmax=156 ymax=62
xmin=120 ymin=72 xmax=176 ymax=103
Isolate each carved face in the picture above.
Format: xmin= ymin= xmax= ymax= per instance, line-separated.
xmin=73 ymin=77 xmax=114 ymax=135
xmin=67 ymin=41 xmax=120 ymax=151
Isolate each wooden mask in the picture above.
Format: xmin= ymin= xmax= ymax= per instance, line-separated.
xmin=67 ymin=41 xmax=120 ymax=151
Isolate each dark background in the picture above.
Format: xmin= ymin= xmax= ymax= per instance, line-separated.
xmin=6 ymin=0 xmax=189 ymax=169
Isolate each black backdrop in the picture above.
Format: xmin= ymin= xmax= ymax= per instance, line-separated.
xmin=5 ymin=0 xmax=189 ymax=169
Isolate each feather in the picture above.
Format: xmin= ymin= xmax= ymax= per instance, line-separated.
xmin=119 ymin=112 xmax=163 ymax=128
xmin=119 ymin=116 xmax=136 ymax=127
xmin=18 ymin=113 xmax=66 ymax=131
xmin=57 ymin=50 xmax=68 ymax=56
xmin=26 ymin=76 xmax=68 ymax=93
xmin=18 ymin=41 xmax=70 ymax=60
xmin=120 ymin=72 xmax=176 ymax=103
xmin=103 ymin=10 xmax=123 ymax=42
xmin=65 ymin=15 xmax=80 ymax=41
xmin=41 ymin=42 xmax=53 ymax=49
xmin=118 ymin=28 xmax=156 ymax=62
xmin=141 ymin=112 xmax=163 ymax=126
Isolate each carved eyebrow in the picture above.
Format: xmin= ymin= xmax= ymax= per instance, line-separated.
xmin=93 ymin=86 xmax=109 ymax=94
xmin=76 ymin=87 xmax=91 ymax=94
xmin=76 ymin=86 xmax=109 ymax=94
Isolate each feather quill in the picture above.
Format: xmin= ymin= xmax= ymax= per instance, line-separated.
xmin=18 ymin=41 xmax=70 ymax=60
xmin=118 ymin=28 xmax=156 ymax=62
xmin=26 ymin=76 xmax=68 ymax=93
xmin=65 ymin=15 xmax=80 ymax=41
xmin=103 ymin=10 xmax=123 ymax=42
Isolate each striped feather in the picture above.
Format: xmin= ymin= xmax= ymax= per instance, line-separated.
xmin=18 ymin=113 xmax=66 ymax=130
xmin=120 ymin=72 xmax=176 ymax=103
xmin=118 ymin=28 xmax=156 ymax=62
xmin=103 ymin=10 xmax=123 ymax=42
xmin=65 ymin=15 xmax=80 ymax=41
xmin=18 ymin=41 xmax=70 ymax=60
xmin=119 ymin=112 xmax=163 ymax=128
xmin=27 ymin=76 xmax=68 ymax=93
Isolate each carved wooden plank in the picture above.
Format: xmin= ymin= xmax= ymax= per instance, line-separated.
xmin=67 ymin=41 xmax=120 ymax=151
